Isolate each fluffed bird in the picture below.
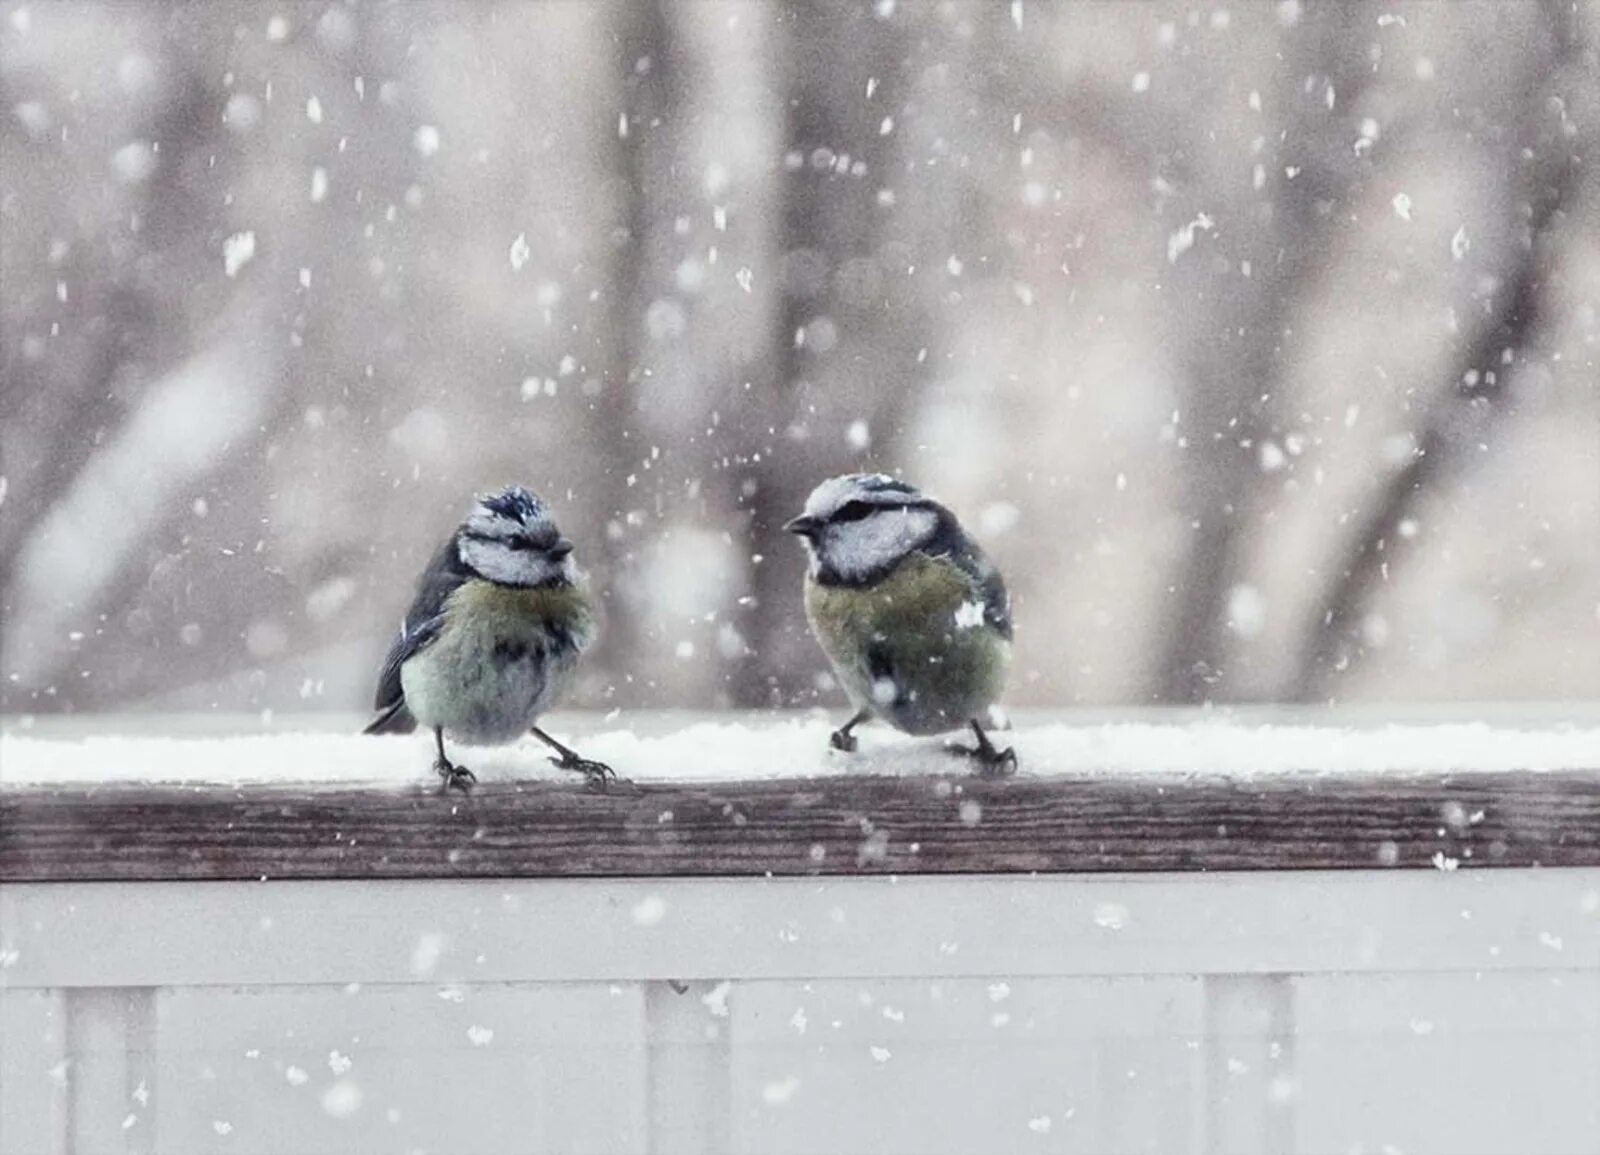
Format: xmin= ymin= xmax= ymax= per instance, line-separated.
xmin=786 ymin=473 xmax=1016 ymax=772
xmin=363 ymin=485 xmax=615 ymax=791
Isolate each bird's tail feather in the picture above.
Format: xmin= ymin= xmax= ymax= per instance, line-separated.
xmin=362 ymin=700 xmax=417 ymax=735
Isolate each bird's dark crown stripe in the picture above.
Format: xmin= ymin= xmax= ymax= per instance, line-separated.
xmin=480 ymin=486 xmax=544 ymax=524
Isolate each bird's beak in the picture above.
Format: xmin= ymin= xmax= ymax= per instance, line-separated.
xmin=784 ymin=515 xmax=821 ymax=538
xmin=548 ymin=538 xmax=574 ymax=559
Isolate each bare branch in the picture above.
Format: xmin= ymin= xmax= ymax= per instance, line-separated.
xmin=1155 ymin=2 xmax=1387 ymax=703
xmin=730 ymin=1 xmax=928 ymax=707
xmin=582 ymin=0 xmax=680 ymax=691
xmin=1292 ymin=0 xmax=1592 ymax=700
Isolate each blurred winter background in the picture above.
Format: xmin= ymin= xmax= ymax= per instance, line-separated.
xmin=2 ymin=0 xmax=1597 ymax=720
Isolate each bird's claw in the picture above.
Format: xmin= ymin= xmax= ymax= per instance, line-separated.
xmin=980 ymin=744 xmax=1019 ymax=778
xmin=550 ymin=753 xmax=623 ymax=793
xmin=434 ymin=758 xmax=476 ymax=792
xmin=828 ymin=728 xmax=859 ymax=753
xmin=947 ymin=741 xmax=1019 ymax=778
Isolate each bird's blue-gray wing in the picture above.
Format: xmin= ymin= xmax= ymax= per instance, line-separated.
xmin=967 ymin=554 xmax=1012 ymax=638
xmin=363 ymin=540 xmax=469 ymax=734
xmin=926 ymin=515 xmax=1013 ymax=639
xmin=363 ymin=616 xmax=442 ymax=734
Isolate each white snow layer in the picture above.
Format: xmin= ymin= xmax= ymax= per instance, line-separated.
xmin=3 ymin=715 xmax=1598 ymax=786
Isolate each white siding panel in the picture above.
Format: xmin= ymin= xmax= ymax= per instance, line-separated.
xmin=62 ymin=987 xmax=155 ymax=1155
xmin=4 ymin=873 xmax=1599 ymax=1153
xmin=728 ymin=976 xmax=1204 ymax=1155
xmin=0 ymin=988 xmax=69 ymax=1155
xmin=7 ymin=873 xmax=1600 ymax=991
xmin=645 ymin=980 xmax=733 ymax=1155
xmin=1202 ymin=975 xmax=1295 ymax=1155
xmin=1293 ymin=970 xmax=1600 ymax=1155
xmin=149 ymin=983 xmax=648 ymax=1155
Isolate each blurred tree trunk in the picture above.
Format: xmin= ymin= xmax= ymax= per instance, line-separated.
xmin=1155 ymin=4 xmax=1380 ymax=704
xmin=0 ymin=44 xmax=238 ymax=703
xmin=1 ymin=4 xmax=408 ymax=707
xmin=1293 ymin=0 xmax=1593 ymax=700
xmin=0 ymin=64 xmax=212 ymax=620
xmin=583 ymin=0 xmax=679 ymax=698
xmin=729 ymin=1 xmax=927 ymax=708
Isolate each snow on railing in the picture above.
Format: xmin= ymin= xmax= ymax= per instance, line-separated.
xmin=4 ymin=715 xmax=1600 ymax=880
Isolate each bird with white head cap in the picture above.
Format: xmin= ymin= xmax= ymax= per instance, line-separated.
xmin=786 ymin=473 xmax=1016 ymax=772
xmin=364 ymin=485 xmax=616 ymax=791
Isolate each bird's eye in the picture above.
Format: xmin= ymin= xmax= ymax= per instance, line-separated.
xmin=832 ymin=501 xmax=876 ymax=523
xmin=508 ymin=536 xmax=535 ymax=552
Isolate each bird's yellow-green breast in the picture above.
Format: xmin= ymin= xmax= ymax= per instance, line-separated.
xmin=400 ymin=577 xmax=596 ymax=745
xmin=445 ymin=578 xmax=594 ymax=641
xmin=804 ymin=551 xmax=1009 ymax=734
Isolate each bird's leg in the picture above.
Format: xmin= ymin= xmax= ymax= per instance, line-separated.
xmin=432 ymin=726 xmax=476 ymax=792
xmin=951 ymin=719 xmax=1018 ymax=777
xmin=531 ymin=725 xmax=619 ymax=792
xmin=829 ymin=709 xmax=872 ymax=753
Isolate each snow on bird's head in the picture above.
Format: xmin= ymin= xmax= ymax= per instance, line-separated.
xmin=458 ymin=486 xmax=575 ymax=586
xmin=794 ymin=474 xmax=941 ymax=584
xmin=475 ymin=485 xmax=546 ymax=528
xmin=801 ymin=473 xmax=927 ymax=522
xmin=464 ymin=485 xmax=560 ymax=545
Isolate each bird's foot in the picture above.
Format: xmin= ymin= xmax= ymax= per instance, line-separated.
xmin=946 ymin=738 xmax=1019 ymax=778
xmin=550 ymin=752 xmax=623 ymax=793
xmin=434 ymin=757 xmax=477 ymax=792
xmin=976 ymin=743 xmax=1019 ymax=778
xmin=828 ymin=727 xmax=859 ymax=754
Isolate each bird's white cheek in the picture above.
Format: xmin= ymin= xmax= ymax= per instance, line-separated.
xmin=518 ymin=555 xmax=565 ymax=587
xmin=460 ymin=539 xmax=538 ymax=585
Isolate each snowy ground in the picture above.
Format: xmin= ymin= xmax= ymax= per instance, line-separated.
xmin=3 ymin=709 xmax=1600 ymax=786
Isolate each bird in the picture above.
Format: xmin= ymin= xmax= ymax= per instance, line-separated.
xmin=785 ymin=473 xmax=1016 ymax=772
xmin=363 ymin=485 xmax=615 ymax=791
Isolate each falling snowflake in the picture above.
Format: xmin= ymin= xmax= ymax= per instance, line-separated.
xmin=1166 ymin=212 xmax=1214 ymax=263
xmin=222 ymin=232 xmax=256 ymax=278
xmin=763 ymin=1076 xmax=801 ymax=1105
xmin=321 ymin=1081 xmax=362 ymax=1118
xmin=1093 ymin=902 xmax=1130 ymax=930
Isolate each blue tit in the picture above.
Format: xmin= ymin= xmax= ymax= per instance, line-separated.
xmin=363 ymin=485 xmax=615 ymax=791
xmin=785 ymin=473 xmax=1016 ymax=773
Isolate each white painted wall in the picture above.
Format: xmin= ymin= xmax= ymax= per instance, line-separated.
xmin=3 ymin=872 xmax=1598 ymax=1154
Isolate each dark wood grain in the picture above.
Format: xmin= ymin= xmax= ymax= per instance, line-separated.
xmin=5 ymin=771 xmax=1600 ymax=881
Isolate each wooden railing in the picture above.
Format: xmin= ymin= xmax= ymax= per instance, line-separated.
xmin=4 ymin=768 xmax=1600 ymax=1154
xmin=7 ymin=769 xmax=1600 ymax=880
